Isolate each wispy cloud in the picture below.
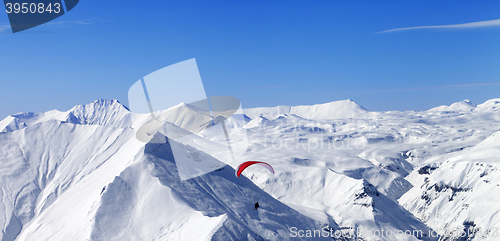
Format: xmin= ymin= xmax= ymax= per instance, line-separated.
xmin=440 ymin=82 xmax=500 ymax=88
xmin=309 ymin=82 xmax=500 ymax=96
xmin=378 ymin=19 xmax=500 ymax=33
xmin=248 ymin=85 xmax=285 ymax=89
xmin=0 ymin=24 xmax=10 ymax=33
xmin=47 ymin=19 xmax=93 ymax=25
xmin=0 ymin=18 xmax=95 ymax=34
xmin=344 ymin=82 xmax=500 ymax=94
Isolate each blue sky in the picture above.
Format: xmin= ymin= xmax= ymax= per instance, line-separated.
xmin=1 ymin=0 xmax=499 ymax=118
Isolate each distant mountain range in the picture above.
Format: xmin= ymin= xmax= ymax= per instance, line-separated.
xmin=1 ymin=98 xmax=499 ymax=240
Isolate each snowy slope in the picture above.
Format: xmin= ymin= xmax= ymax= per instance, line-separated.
xmin=399 ymin=131 xmax=500 ymax=240
xmin=254 ymin=166 xmax=435 ymax=241
xmin=14 ymin=138 xmax=327 ymax=241
xmin=0 ymin=121 xmax=143 ymax=241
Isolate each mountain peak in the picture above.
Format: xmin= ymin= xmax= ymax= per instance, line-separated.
xmin=68 ymin=99 xmax=132 ymax=127
xmin=0 ymin=99 xmax=133 ymax=132
xmin=244 ymin=99 xmax=367 ymax=120
xmin=83 ymin=99 xmax=129 ymax=111
xmin=428 ymin=99 xmax=477 ymax=112
xmin=322 ymin=99 xmax=367 ymax=110
xmin=462 ymin=99 xmax=476 ymax=107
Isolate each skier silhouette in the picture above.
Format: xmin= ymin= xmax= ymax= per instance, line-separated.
xmin=254 ymin=202 xmax=259 ymax=210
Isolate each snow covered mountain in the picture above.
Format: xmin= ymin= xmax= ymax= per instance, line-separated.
xmin=428 ymin=99 xmax=477 ymax=112
xmin=1 ymin=98 xmax=499 ymax=240
xmin=244 ymin=99 xmax=367 ymax=120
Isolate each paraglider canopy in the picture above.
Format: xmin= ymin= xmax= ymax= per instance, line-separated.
xmin=235 ymin=161 xmax=275 ymax=177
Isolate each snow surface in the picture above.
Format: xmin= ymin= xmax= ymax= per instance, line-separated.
xmin=1 ymin=98 xmax=499 ymax=240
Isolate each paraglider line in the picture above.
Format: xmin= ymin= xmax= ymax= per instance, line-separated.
xmin=140 ymin=78 xmax=155 ymax=119
xmin=221 ymin=120 xmax=235 ymax=161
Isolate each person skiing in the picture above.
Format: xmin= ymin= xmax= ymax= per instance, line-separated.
xmin=254 ymin=202 xmax=259 ymax=210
